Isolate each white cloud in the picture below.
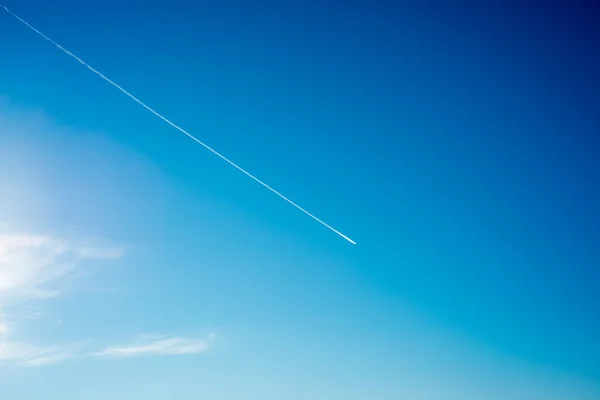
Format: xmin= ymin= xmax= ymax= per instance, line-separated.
xmin=0 ymin=334 xmax=216 ymax=367
xmin=0 ymin=339 xmax=78 ymax=367
xmin=0 ymin=233 xmax=211 ymax=367
xmin=93 ymin=334 xmax=216 ymax=359
xmin=0 ymin=232 xmax=124 ymax=367
xmin=0 ymin=233 xmax=123 ymax=299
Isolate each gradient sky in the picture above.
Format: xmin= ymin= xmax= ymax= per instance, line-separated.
xmin=1 ymin=1 xmax=599 ymax=399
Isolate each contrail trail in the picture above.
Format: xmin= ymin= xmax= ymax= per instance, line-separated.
xmin=1 ymin=5 xmax=356 ymax=245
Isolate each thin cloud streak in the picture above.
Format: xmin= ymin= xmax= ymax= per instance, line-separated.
xmin=1 ymin=5 xmax=356 ymax=245
xmin=93 ymin=335 xmax=216 ymax=359
xmin=0 ymin=339 xmax=81 ymax=367
xmin=1 ymin=335 xmax=216 ymax=367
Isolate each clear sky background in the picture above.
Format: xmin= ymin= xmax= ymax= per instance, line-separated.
xmin=1 ymin=1 xmax=599 ymax=399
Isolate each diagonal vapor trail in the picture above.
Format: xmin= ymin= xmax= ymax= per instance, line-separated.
xmin=1 ymin=5 xmax=356 ymax=245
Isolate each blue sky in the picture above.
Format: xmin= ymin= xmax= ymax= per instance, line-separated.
xmin=1 ymin=1 xmax=599 ymax=398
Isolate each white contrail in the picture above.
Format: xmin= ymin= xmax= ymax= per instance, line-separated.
xmin=1 ymin=5 xmax=356 ymax=245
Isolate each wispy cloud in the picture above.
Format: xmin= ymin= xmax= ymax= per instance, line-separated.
xmin=0 ymin=334 xmax=216 ymax=367
xmin=0 ymin=233 xmax=123 ymax=300
xmin=0 ymin=232 xmax=124 ymax=367
xmin=0 ymin=234 xmax=214 ymax=367
xmin=0 ymin=340 xmax=80 ymax=367
xmin=93 ymin=334 xmax=216 ymax=359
